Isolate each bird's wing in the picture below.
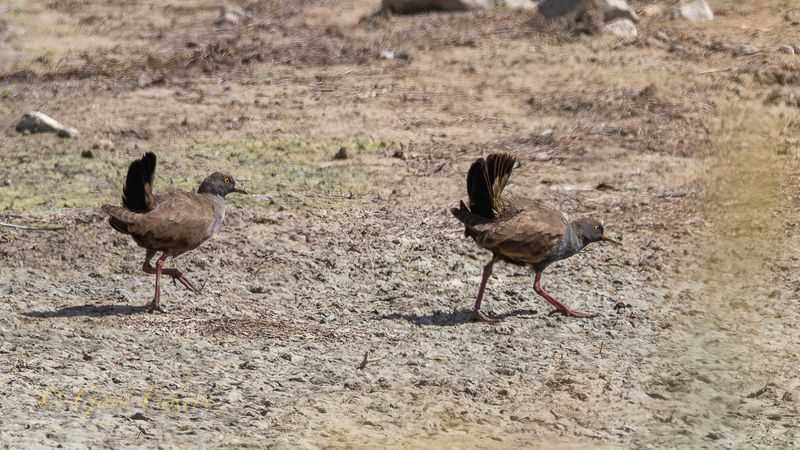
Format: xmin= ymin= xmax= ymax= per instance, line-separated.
xmin=472 ymin=202 xmax=567 ymax=264
xmin=128 ymin=192 xmax=216 ymax=254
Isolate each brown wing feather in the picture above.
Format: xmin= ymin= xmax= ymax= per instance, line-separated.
xmin=471 ymin=201 xmax=567 ymax=265
xmin=127 ymin=192 xmax=216 ymax=255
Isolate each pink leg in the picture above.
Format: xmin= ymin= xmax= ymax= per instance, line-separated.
xmin=147 ymin=254 xmax=169 ymax=313
xmin=533 ymin=271 xmax=597 ymax=318
xmin=472 ymin=257 xmax=500 ymax=324
xmin=142 ymin=252 xmax=199 ymax=295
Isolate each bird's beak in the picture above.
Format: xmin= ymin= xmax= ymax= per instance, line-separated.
xmin=232 ymin=178 xmax=248 ymax=195
xmin=601 ymin=231 xmax=621 ymax=245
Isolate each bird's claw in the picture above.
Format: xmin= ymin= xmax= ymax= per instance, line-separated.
xmin=472 ymin=310 xmax=502 ymax=324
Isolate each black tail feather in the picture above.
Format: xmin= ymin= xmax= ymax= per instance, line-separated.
xmin=465 ymin=153 xmax=517 ymax=220
xmin=122 ymin=152 xmax=157 ymax=213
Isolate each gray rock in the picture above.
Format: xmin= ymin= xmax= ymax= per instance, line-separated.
xmin=733 ymin=44 xmax=760 ymax=57
xmin=539 ymin=0 xmax=638 ymax=23
xmin=503 ymin=0 xmax=538 ymax=10
xmin=604 ymin=18 xmax=637 ymax=39
xmin=381 ymin=0 xmax=489 ymax=14
xmin=672 ymin=0 xmax=713 ymax=21
xmin=15 ymin=112 xmax=78 ymax=138
xmin=603 ymin=0 xmax=639 ymax=23
xmin=777 ymin=45 xmax=795 ymax=55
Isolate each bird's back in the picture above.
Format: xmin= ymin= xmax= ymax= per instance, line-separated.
xmin=471 ymin=200 xmax=568 ymax=266
xmin=127 ymin=191 xmax=221 ymax=256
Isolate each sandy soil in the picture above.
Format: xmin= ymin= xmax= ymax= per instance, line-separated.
xmin=1 ymin=0 xmax=799 ymax=448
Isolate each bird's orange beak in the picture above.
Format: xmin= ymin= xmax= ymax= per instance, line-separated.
xmin=601 ymin=231 xmax=621 ymax=245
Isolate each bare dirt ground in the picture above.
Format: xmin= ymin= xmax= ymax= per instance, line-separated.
xmin=1 ymin=0 xmax=799 ymax=448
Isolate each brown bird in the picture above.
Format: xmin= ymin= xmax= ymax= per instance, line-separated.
xmin=102 ymin=152 xmax=246 ymax=313
xmin=451 ymin=153 xmax=619 ymax=323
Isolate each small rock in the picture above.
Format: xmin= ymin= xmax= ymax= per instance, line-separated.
xmin=392 ymin=149 xmax=407 ymax=159
xmin=1 ymin=179 xmax=10 ymax=187
xmin=380 ymin=50 xmax=396 ymax=60
xmin=213 ymin=6 xmax=253 ymax=27
xmin=16 ymin=112 xmax=78 ymax=138
xmin=644 ymin=37 xmax=666 ymax=48
xmin=777 ymin=45 xmax=795 ymax=55
xmin=603 ymin=0 xmax=639 ymax=23
xmin=706 ymin=40 xmax=728 ymax=52
xmin=80 ymin=149 xmax=94 ymax=159
xmin=604 ymin=18 xmax=637 ymax=40
xmin=672 ymin=0 xmax=713 ymax=21
xmin=733 ymin=44 xmax=761 ymax=57
xmin=333 ymin=147 xmax=349 ymax=160
xmin=706 ymin=432 xmax=723 ymax=440
xmin=668 ymin=44 xmax=686 ymax=53
xmin=785 ymin=9 xmax=800 ymax=25
xmin=503 ymin=0 xmax=538 ymax=11
xmin=130 ymin=412 xmax=149 ymax=421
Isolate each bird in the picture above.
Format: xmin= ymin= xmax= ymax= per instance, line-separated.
xmin=451 ymin=152 xmax=619 ymax=323
xmin=102 ymin=152 xmax=247 ymax=313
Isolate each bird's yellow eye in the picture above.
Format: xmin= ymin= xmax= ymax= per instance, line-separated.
xmin=224 ymin=178 xmax=230 ymax=184
xmin=594 ymin=225 xmax=600 ymax=232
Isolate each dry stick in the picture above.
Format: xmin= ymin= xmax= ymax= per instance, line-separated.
xmin=0 ymin=222 xmax=66 ymax=231
xmin=357 ymin=351 xmax=370 ymax=370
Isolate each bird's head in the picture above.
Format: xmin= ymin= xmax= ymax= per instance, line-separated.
xmin=198 ymin=172 xmax=248 ymax=197
xmin=573 ymin=218 xmax=620 ymax=246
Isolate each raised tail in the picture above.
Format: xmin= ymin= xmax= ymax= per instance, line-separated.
xmin=466 ymin=152 xmax=516 ymax=220
xmin=101 ymin=204 xmax=139 ymax=235
xmin=122 ymin=152 xmax=157 ymax=213
xmin=452 ymin=153 xmax=517 ymax=237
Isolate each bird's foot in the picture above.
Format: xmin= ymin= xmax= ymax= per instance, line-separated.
xmin=166 ymin=270 xmax=200 ymax=295
xmin=472 ymin=310 xmax=502 ymax=324
xmin=147 ymin=301 xmax=169 ymax=314
xmin=548 ymin=308 xmax=597 ymax=318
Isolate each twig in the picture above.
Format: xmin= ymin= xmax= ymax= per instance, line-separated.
xmin=357 ymin=351 xmax=370 ymax=370
xmin=0 ymin=222 xmax=66 ymax=231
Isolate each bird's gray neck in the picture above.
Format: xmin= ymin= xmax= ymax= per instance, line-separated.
xmin=563 ymin=221 xmax=588 ymax=258
xmin=202 ymin=193 xmax=226 ymax=235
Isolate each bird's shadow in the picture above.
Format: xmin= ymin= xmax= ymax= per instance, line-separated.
xmin=376 ymin=308 xmax=540 ymax=327
xmin=22 ymin=304 xmax=148 ymax=319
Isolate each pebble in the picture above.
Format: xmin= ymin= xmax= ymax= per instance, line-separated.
xmin=604 ymin=18 xmax=638 ymax=40
xmin=733 ymin=44 xmax=761 ymax=57
xmin=777 ymin=45 xmax=795 ymax=55
xmin=333 ymin=147 xmax=348 ymax=160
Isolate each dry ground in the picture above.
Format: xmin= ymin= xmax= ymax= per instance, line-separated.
xmin=1 ymin=0 xmax=799 ymax=448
